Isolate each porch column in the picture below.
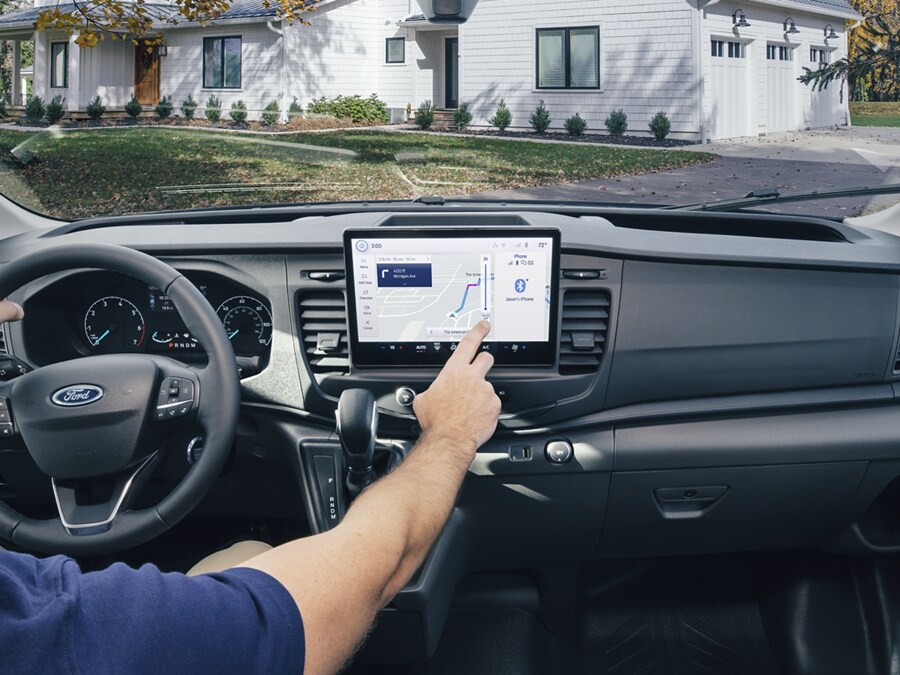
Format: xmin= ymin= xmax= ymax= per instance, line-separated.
xmin=32 ymin=33 xmax=46 ymax=100
xmin=66 ymin=35 xmax=80 ymax=111
xmin=10 ymin=40 xmax=20 ymax=105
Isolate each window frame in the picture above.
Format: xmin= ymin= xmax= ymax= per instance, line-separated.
xmin=202 ymin=36 xmax=242 ymax=90
xmin=385 ymin=37 xmax=405 ymax=64
xmin=50 ymin=41 xmax=68 ymax=89
xmin=535 ymin=26 xmax=601 ymax=90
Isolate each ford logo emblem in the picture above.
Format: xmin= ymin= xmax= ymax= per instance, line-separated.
xmin=51 ymin=385 xmax=104 ymax=407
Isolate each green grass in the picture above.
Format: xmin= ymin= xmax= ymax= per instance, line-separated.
xmin=850 ymin=102 xmax=900 ymax=127
xmin=0 ymin=128 xmax=711 ymax=219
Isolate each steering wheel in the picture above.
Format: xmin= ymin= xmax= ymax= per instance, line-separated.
xmin=0 ymin=244 xmax=240 ymax=556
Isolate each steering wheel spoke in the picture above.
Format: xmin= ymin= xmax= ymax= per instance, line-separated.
xmin=52 ymin=453 xmax=158 ymax=536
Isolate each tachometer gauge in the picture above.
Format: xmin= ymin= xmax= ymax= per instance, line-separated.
xmin=84 ymin=296 xmax=146 ymax=351
xmin=216 ymin=296 xmax=273 ymax=353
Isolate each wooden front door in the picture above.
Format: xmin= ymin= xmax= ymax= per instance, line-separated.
xmin=134 ymin=45 xmax=159 ymax=106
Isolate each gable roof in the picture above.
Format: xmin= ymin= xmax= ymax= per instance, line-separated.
xmin=751 ymin=0 xmax=861 ymax=19
xmin=0 ymin=0 xmax=279 ymax=32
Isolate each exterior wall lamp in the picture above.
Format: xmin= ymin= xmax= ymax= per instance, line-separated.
xmin=159 ymin=44 xmax=167 ymax=56
xmin=783 ymin=18 xmax=799 ymax=35
xmin=824 ymin=24 xmax=838 ymax=40
xmin=732 ymin=9 xmax=750 ymax=28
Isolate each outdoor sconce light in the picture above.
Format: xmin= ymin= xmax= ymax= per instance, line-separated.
xmin=824 ymin=24 xmax=838 ymax=40
xmin=783 ymin=18 xmax=799 ymax=35
xmin=159 ymin=44 xmax=168 ymax=56
xmin=732 ymin=9 xmax=750 ymax=28
xmin=416 ymin=0 xmax=479 ymax=24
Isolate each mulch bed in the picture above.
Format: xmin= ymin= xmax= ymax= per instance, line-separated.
xmin=405 ymin=126 xmax=698 ymax=148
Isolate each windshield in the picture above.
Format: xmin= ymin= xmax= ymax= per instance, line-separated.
xmin=0 ymin=0 xmax=895 ymax=221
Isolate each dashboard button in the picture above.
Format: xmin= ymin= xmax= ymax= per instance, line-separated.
xmin=509 ymin=445 xmax=531 ymax=462
xmin=494 ymin=386 xmax=510 ymax=402
xmin=395 ymin=387 xmax=416 ymax=408
xmin=545 ymin=440 xmax=573 ymax=464
xmin=0 ymin=423 xmax=14 ymax=437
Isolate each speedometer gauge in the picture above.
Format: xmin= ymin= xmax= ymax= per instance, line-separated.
xmin=84 ymin=296 xmax=146 ymax=351
xmin=215 ymin=296 xmax=273 ymax=353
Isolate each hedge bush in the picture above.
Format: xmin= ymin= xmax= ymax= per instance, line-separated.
xmin=530 ymin=100 xmax=551 ymax=133
xmin=489 ymin=99 xmax=512 ymax=131
xmin=180 ymin=95 xmax=197 ymax=119
xmin=306 ymin=94 xmax=388 ymax=124
xmin=25 ymin=96 xmax=44 ymax=125
xmin=205 ymin=95 xmax=222 ymax=123
xmin=453 ymin=101 xmax=472 ymax=130
xmin=648 ymin=111 xmax=671 ymax=141
xmin=124 ymin=94 xmax=143 ymax=119
xmin=45 ymin=95 xmax=65 ymax=124
xmin=262 ymin=100 xmax=280 ymax=125
xmin=564 ymin=113 xmax=587 ymax=136
xmin=155 ymin=95 xmax=173 ymax=120
xmin=85 ymin=95 xmax=105 ymax=121
xmin=229 ymin=100 xmax=248 ymax=123
xmin=605 ymin=109 xmax=628 ymax=137
xmin=414 ymin=100 xmax=434 ymax=129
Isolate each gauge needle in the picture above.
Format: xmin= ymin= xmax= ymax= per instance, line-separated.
xmin=93 ymin=329 xmax=110 ymax=347
xmin=228 ymin=330 xmax=239 ymax=340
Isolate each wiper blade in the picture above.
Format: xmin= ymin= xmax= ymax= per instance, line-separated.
xmin=668 ymin=184 xmax=900 ymax=212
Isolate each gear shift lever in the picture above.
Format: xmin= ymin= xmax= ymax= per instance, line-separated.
xmin=337 ymin=389 xmax=378 ymax=497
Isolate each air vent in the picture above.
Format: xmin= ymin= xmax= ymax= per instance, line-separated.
xmin=559 ymin=290 xmax=611 ymax=375
xmin=0 ymin=324 xmax=7 ymax=355
xmin=297 ymin=291 xmax=349 ymax=375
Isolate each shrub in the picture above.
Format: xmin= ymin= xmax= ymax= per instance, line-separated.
xmin=564 ymin=113 xmax=587 ymax=136
xmin=205 ymin=95 xmax=222 ymax=122
xmin=648 ymin=111 xmax=671 ymax=141
xmin=85 ymin=95 xmax=105 ymax=121
xmin=306 ymin=94 xmax=388 ymax=124
xmin=155 ymin=95 xmax=173 ymax=120
xmin=0 ymin=99 xmax=7 ymax=118
xmin=287 ymin=97 xmax=303 ymax=121
xmin=489 ymin=99 xmax=512 ymax=131
xmin=605 ymin=109 xmax=628 ymax=137
xmin=45 ymin=95 xmax=65 ymax=124
xmin=24 ymin=96 xmax=44 ymax=125
xmin=414 ymin=100 xmax=434 ymax=129
xmin=229 ymin=100 xmax=248 ymax=123
xmin=530 ymin=100 xmax=551 ymax=133
xmin=453 ymin=101 xmax=472 ymax=130
xmin=124 ymin=93 xmax=143 ymax=119
xmin=262 ymin=99 xmax=280 ymax=125
xmin=180 ymin=94 xmax=198 ymax=119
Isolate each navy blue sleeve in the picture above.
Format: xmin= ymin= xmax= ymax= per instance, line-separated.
xmin=0 ymin=549 xmax=305 ymax=675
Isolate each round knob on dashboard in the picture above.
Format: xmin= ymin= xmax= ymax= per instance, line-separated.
xmin=395 ymin=386 xmax=416 ymax=408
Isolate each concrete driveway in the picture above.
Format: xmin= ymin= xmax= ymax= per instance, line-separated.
xmin=469 ymin=126 xmax=900 ymax=217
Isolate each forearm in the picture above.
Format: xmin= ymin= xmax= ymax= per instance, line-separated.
xmin=340 ymin=430 xmax=474 ymax=604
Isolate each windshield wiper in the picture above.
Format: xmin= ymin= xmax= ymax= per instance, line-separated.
xmin=668 ymin=184 xmax=900 ymax=212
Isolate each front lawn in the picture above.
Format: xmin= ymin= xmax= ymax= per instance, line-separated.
xmin=850 ymin=102 xmax=900 ymax=127
xmin=0 ymin=128 xmax=711 ymax=219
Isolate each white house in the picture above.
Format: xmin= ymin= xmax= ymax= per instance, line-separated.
xmin=0 ymin=0 xmax=859 ymax=140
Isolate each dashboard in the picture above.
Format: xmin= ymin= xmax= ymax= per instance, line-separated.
xmin=3 ymin=205 xmax=900 ymax=661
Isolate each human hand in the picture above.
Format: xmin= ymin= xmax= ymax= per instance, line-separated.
xmin=412 ymin=321 xmax=501 ymax=456
xmin=0 ymin=300 xmax=23 ymax=323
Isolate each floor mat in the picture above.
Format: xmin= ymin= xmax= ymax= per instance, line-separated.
xmin=578 ymin=601 xmax=779 ymax=675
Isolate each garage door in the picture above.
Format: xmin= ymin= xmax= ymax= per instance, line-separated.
xmin=809 ymin=46 xmax=841 ymax=127
xmin=709 ymin=39 xmax=752 ymax=140
xmin=766 ymin=44 xmax=797 ymax=133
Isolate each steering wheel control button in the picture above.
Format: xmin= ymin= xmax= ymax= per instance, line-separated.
xmin=155 ymin=376 xmax=195 ymax=421
xmin=0 ymin=357 xmax=32 ymax=381
xmin=545 ymin=440 xmax=574 ymax=464
xmin=395 ymin=386 xmax=416 ymax=408
xmin=508 ymin=445 xmax=532 ymax=462
xmin=494 ymin=386 xmax=510 ymax=402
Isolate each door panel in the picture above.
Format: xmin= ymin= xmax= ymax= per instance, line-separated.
xmin=134 ymin=45 xmax=159 ymax=106
xmin=445 ymin=37 xmax=458 ymax=109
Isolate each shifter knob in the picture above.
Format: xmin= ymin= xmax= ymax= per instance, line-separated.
xmin=337 ymin=389 xmax=378 ymax=494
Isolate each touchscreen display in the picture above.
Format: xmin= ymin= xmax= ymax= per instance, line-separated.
xmin=344 ymin=228 xmax=560 ymax=367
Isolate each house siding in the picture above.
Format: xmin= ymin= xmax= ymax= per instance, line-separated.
xmin=162 ymin=23 xmax=282 ymax=118
xmin=460 ymin=0 xmax=696 ymax=134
